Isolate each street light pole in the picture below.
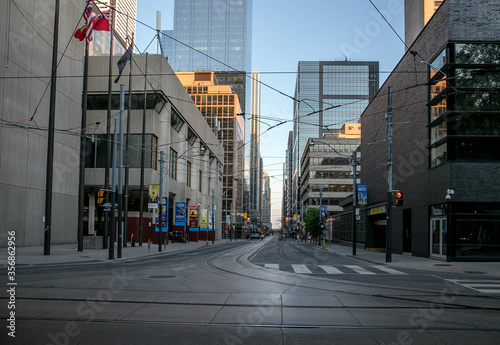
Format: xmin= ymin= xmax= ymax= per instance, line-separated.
xmin=352 ymin=151 xmax=357 ymax=256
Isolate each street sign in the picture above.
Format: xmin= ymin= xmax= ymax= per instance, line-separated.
xmin=148 ymin=203 xmax=158 ymax=209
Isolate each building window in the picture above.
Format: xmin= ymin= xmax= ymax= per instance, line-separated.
xmin=187 ymin=161 xmax=192 ymax=187
xmin=85 ymin=134 xmax=157 ymax=169
xmin=187 ymin=127 xmax=197 ymax=146
xmin=171 ymin=108 xmax=184 ymax=132
xmin=428 ymin=43 xmax=500 ymax=166
xmin=170 ymin=148 xmax=177 ymax=180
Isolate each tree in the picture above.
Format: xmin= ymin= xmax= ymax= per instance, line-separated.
xmin=303 ymin=208 xmax=321 ymax=239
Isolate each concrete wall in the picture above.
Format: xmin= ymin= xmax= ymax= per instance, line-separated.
xmin=0 ymin=0 xmax=83 ymax=247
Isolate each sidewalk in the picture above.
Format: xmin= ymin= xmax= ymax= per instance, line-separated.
xmin=0 ymin=239 xmax=230 ymax=267
xmin=303 ymin=240 xmax=500 ymax=276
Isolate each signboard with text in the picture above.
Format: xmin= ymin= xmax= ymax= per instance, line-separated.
xmin=175 ymin=202 xmax=186 ymax=226
xmin=189 ymin=206 xmax=198 ymax=229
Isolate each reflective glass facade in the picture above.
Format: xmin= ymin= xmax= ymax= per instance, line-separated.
xmin=166 ymin=0 xmax=252 ymax=73
xmin=291 ymin=61 xmax=378 ymax=215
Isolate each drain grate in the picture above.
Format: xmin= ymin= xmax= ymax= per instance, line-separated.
xmin=434 ymin=264 xmax=452 ymax=266
xmin=149 ymin=275 xmax=176 ymax=279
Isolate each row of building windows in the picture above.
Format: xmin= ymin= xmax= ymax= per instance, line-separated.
xmin=428 ymin=43 xmax=500 ymax=167
xmin=308 ymin=184 xmax=354 ymax=193
xmin=190 ymin=94 xmax=235 ymax=106
xmin=85 ymin=134 xmax=157 ymax=170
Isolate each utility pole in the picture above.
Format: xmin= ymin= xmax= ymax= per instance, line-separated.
xmin=318 ymin=188 xmax=323 ymax=246
xmin=117 ymin=85 xmax=125 ymax=259
xmin=138 ymin=53 xmax=148 ymax=246
xmin=109 ymin=119 xmax=118 ymax=260
xmin=352 ymin=151 xmax=357 ymax=256
xmin=212 ymin=188 xmax=215 ymax=244
xmin=43 ymin=0 xmax=60 ymax=255
xmin=386 ymin=86 xmax=393 ymax=263
xmin=158 ymin=151 xmax=164 ymax=252
xmin=124 ymin=33 xmax=134 ymax=248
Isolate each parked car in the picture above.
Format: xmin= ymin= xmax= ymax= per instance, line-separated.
xmin=247 ymin=233 xmax=262 ymax=240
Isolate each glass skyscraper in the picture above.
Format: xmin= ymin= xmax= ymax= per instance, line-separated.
xmin=291 ymin=61 xmax=379 ymax=214
xmin=165 ymin=0 xmax=252 ymax=73
xmin=293 ymin=61 xmax=379 ymax=160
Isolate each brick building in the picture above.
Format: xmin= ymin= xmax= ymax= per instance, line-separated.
xmin=360 ymin=0 xmax=500 ymax=261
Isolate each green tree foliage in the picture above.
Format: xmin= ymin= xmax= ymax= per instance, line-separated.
xmin=303 ymin=208 xmax=321 ymax=238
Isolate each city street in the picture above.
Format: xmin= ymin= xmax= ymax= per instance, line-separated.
xmin=2 ymin=237 xmax=500 ymax=344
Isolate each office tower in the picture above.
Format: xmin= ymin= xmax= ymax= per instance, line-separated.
xmin=91 ymin=0 xmax=137 ymax=55
xmin=248 ymin=72 xmax=261 ymax=219
xmin=405 ymin=0 xmax=444 ymax=47
xmin=162 ymin=0 xmax=252 ymax=112
xmin=176 ymin=71 xmax=245 ymax=236
xmin=291 ymin=61 xmax=378 ymax=215
xmin=262 ymin=172 xmax=271 ymax=225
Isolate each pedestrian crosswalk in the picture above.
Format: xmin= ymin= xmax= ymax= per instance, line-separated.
xmin=262 ymin=263 xmax=407 ymax=275
xmin=446 ymin=279 xmax=500 ymax=294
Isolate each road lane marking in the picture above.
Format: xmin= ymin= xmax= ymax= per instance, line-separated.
xmin=265 ymin=264 xmax=280 ymax=270
xmin=318 ymin=265 xmax=344 ymax=274
xmin=446 ymin=279 xmax=500 ymax=294
xmin=292 ymin=264 xmax=312 ymax=274
xmin=372 ymin=266 xmax=406 ymax=275
xmin=344 ymin=265 xmax=376 ymax=275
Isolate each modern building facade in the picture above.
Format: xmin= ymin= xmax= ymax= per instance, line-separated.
xmin=405 ymin=0 xmax=444 ymax=47
xmin=360 ymin=0 xmax=500 ymax=261
xmin=175 ymin=71 xmax=245 ymax=237
xmin=300 ymin=124 xmax=361 ymax=241
xmin=85 ymin=55 xmax=224 ymax=243
xmin=161 ymin=0 xmax=253 ymax=113
xmin=290 ymin=61 xmax=378 ymax=221
xmin=0 ymin=0 xmax=83 ymax=247
xmin=261 ymin=172 xmax=271 ymax=226
xmin=248 ymin=72 xmax=262 ymax=221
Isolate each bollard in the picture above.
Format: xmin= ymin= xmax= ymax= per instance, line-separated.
xmin=148 ymin=239 xmax=151 ymax=253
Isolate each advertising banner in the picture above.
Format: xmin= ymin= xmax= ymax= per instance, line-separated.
xmin=200 ymin=209 xmax=208 ymax=230
xmin=175 ymin=202 xmax=186 ymax=226
xmin=357 ymin=183 xmax=368 ymax=206
xmin=189 ymin=206 xmax=198 ymax=229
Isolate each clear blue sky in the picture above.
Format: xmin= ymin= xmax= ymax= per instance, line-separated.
xmin=135 ymin=0 xmax=406 ymax=226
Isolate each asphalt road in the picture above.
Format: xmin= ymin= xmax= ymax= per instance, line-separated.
xmin=2 ymin=237 xmax=500 ymax=344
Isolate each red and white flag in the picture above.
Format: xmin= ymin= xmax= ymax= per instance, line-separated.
xmin=74 ymin=1 xmax=110 ymax=42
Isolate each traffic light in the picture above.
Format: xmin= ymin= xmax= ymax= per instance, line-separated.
xmin=97 ymin=190 xmax=106 ymax=205
xmin=394 ymin=191 xmax=404 ymax=207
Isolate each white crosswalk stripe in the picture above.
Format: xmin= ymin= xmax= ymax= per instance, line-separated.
xmin=447 ymin=280 xmax=500 ymax=294
xmin=373 ymin=265 xmax=407 ymax=275
xmin=292 ymin=264 xmax=312 ymax=274
xmin=344 ymin=265 xmax=377 ymax=275
xmin=259 ymin=264 xmax=407 ymax=275
xmin=318 ymin=265 xmax=344 ymax=274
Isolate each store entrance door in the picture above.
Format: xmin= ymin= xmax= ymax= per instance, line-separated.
xmin=430 ymin=217 xmax=447 ymax=259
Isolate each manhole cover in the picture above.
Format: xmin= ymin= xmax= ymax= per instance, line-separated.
xmin=463 ymin=271 xmax=485 ymax=274
xmin=434 ymin=264 xmax=452 ymax=266
xmin=149 ymin=275 xmax=176 ymax=279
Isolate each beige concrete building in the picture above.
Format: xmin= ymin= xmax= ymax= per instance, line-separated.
xmin=176 ymin=71 xmax=245 ymax=237
xmin=405 ymin=0 xmax=444 ymax=47
xmin=86 ymin=55 xmax=224 ymax=243
xmin=0 ymin=0 xmax=84 ymax=247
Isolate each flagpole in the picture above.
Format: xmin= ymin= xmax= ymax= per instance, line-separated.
xmin=104 ymin=5 xmax=115 ymax=250
xmin=78 ymin=40 xmax=90 ymax=252
xmin=124 ymin=33 xmax=134 ymax=248
xmin=44 ymin=0 xmax=60 ymax=255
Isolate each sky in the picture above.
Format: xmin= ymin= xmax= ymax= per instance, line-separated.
xmin=134 ymin=0 xmax=407 ymax=227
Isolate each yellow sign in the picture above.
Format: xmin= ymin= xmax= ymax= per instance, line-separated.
xmin=149 ymin=184 xmax=159 ymax=202
xmin=244 ymin=213 xmax=247 ymax=219
xmin=293 ymin=214 xmax=297 ymax=221
xmin=370 ymin=205 xmax=386 ymax=215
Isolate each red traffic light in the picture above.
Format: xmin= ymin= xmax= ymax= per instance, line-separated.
xmin=395 ymin=192 xmax=404 ymax=207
